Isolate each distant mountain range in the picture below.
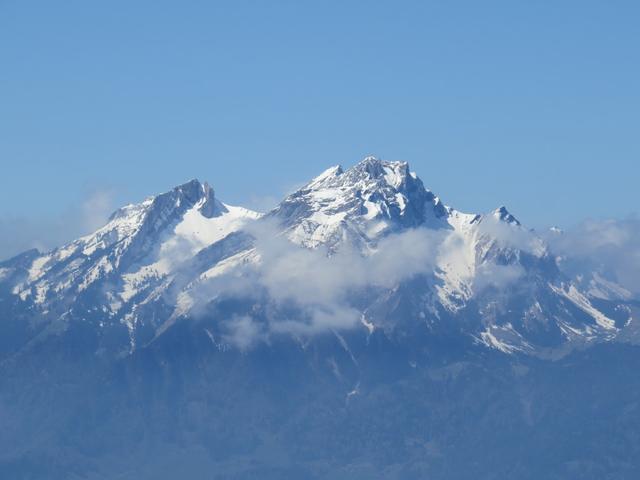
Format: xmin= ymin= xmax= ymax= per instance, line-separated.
xmin=1 ymin=157 xmax=639 ymax=479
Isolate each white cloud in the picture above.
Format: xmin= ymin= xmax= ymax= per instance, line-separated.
xmin=473 ymin=263 xmax=525 ymax=292
xmin=81 ymin=189 xmax=115 ymax=232
xmin=221 ymin=315 xmax=267 ymax=351
xmin=0 ymin=188 xmax=117 ymax=261
xmin=250 ymin=220 xmax=444 ymax=305
xmin=546 ymin=217 xmax=640 ymax=295
xmin=476 ymin=216 xmax=545 ymax=256
xmin=190 ymin=220 xmax=446 ymax=346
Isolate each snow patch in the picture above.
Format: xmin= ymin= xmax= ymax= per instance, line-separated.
xmin=0 ymin=267 xmax=11 ymax=281
xmin=28 ymin=255 xmax=51 ymax=282
xmin=550 ymin=283 xmax=617 ymax=330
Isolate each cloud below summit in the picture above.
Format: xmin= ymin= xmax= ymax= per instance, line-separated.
xmin=191 ymin=221 xmax=446 ymax=347
xmin=546 ymin=216 xmax=640 ymax=295
xmin=184 ymin=213 xmax=640 ymax=349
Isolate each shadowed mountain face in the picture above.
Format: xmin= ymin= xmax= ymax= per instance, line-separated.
xmin=1 ymin=157 xmax=639 ymax=479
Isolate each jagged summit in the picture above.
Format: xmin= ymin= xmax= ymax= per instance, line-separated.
xmin=3 ymin=178 xmax=259 ymax=311
xmin=304 ymin=157 xmax=416 ymax=189
xmin=492 ymin=205 xmax=520 ymax=225
xmin=106 ymin=178 xmax=224 ymax=227
xmin=345 ymin=156 xmax=413 ymax=189
xmin=269 ymin=156 xmax=448 ymax=247
xmin=155 ymin=178 xmax=226 ymax=219
xmin=308 ymin=157 xmax=416 ymax=190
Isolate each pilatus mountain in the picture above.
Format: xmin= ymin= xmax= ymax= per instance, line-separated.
xmin=1 ymin=157 xmax=639 ymax=479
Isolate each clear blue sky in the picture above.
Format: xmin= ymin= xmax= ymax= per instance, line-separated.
xmin=1 ymin=0 xmax=638 ymax=253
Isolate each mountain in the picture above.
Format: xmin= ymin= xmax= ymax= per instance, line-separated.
xmin=0 ymin=157 xmax=639 ymax=479
xmin=0 ymin=179 xmax=260 ymax=356
xmin=1 ymin=157 xmax=635 ymax=358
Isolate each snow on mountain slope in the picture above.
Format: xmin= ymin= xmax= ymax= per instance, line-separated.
xmin=1 ymin=180 xmax=259 ymax=329
xmin=266 ymin=158 xmax=544 ymax=316
xmin=0 ymin=157 xmax=635 ymax=358
xmin=263 ymin=157 xmax=629 ymax=352
xmin=268 ymin=156 xmax=449 ymax=249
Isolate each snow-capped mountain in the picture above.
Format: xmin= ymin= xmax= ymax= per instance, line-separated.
xmin=2 ymin=157 xmax=640 ymax=480
xmin=0 ymin=179 xmax=260 ymax=355
xmin=269 ymin=158 xmax=449 ymax=248
xmin=0 ymin=157 xmax=636 ymax=360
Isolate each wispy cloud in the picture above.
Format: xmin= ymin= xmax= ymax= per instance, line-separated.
xmin=473 ymin=263 xmax=525 ymax=292
xmin=0 ymin=188 xmax=116 ymax=261
xmin=189 ymin=220 xmax=445 ymax=348
xmin=81 ymin=189 xmax=116 ymax=232
xmin=220 ymin=315 xmax=267 ymax=351
xmin=196 ymin=214 xmax=640 ymax=349
xmin=476 ymin=216 xmax=545 ymax=256
xmin=546 ymin=216 xmax=640 ymax=295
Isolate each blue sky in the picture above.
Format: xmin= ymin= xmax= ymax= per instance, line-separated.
xmin=1 ymin=0 xmax=638 ymax=257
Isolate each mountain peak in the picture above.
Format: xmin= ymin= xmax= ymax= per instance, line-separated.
xmin=269 ymin=156 xmax=447 ymax=247
xmin=347 ymin=156 xmax=411 ymax=189
xmin=299 ymin=157 xmax=416 ymax=195
xmin=150 ymin=178 xmax=224 ymax=219
xmin=492 ymin=205 xmax=520 ymax=225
